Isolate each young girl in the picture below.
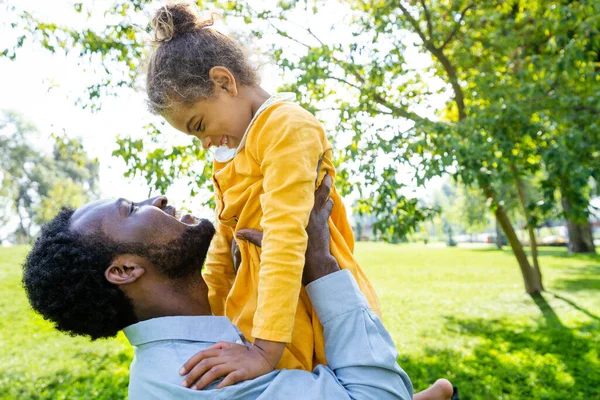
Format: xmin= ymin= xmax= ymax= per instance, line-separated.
xmin=146 ymin=3 xmax=381 ymax=389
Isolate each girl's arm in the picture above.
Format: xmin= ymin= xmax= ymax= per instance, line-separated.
xmin=233 ymin=105 xmax=327 ymax=375
xmin=251 ymin=105 xmax=325 ymax=344
xmin=180 ymin=104 xmax=328 ymax=389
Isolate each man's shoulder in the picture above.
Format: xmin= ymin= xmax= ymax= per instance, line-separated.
xmin=124 ymin=316 xmax=250 ymax=398
xmin=128 ymin=343 xmax=281 ymax=400
xmin=128 ymin=340 xmax=210 ymax=399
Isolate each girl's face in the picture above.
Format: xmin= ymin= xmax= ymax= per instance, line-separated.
xmin=165 ymin=67 xmax=253 ymax=150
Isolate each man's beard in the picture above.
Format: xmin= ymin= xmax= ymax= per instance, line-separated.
xmin=128 ymin=219 xmax=215 ymax=280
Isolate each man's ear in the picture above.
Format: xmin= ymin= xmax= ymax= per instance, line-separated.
xmin=105 ymin=254 xmax=146 ymax=286
xmin=208 ymin=66 xmax=238 ymax=96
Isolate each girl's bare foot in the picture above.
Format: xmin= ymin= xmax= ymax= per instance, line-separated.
xmin=414 ymin=379 xmax=454 ymax=400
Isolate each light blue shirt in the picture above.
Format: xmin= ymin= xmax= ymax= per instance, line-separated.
xmin=123 ymin=270 xmax=413 ymax=399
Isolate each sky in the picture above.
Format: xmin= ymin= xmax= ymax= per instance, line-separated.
xmin=0 ymin=0 xmax=446 ymax=238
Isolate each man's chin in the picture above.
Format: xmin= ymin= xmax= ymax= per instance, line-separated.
xmin=152 ymin=219 xmax=215 ymax=280
xmin=186 ymin=218 xmax=216 ymax=240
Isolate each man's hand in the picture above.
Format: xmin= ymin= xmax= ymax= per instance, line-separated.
xmin=235 ymin=174 xmax=339 ymax=285
xmin=301 ymin=174 xmax=339 ymax=285
xmin=179 ymin=340 xmax=283 ymax=390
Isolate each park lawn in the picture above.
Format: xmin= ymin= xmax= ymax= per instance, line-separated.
xmin=1 ymin=244 xmax=599 ymax=399
xmin=0 ymin=246 xmax=131 ymax=400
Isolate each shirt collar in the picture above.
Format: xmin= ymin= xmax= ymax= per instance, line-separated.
xmin=123 ymin=316 xmax=243 ymax=346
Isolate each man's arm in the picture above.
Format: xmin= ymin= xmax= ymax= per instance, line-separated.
xmin=286 ymin=174 xmax=413 ymax=399
xmin=181 ymin=175 xmax=413 ymax=399
xmin=289 ymin=269 xmax=413 ymax=400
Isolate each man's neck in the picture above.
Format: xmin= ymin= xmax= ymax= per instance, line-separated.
xmin=133 ymin=278 xmax=212 ymax=321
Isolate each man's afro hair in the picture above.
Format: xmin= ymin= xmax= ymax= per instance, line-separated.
xmin=22 ymin=207 xmax=138 ymax=340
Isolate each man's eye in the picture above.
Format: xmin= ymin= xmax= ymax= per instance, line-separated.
xmin=129 ymin=202 xmax=137 ymax=215
xmin=196 ymin=119 xmax=203 ymax=132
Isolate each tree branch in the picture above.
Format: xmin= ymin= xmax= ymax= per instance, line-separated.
xmin=397 ymin=2 xmax=429 ymax=45
xmin=268 ymin=23 xmax=311 ymax=49
xmin=396 ymin=2 xmax=466 ymax=120
xmin=328 ymin=75 xmax=362 ymax=91
xmin=329 ymin=72 xmax=425 ymax=122
xmin=440 ymin=2 xmax=476 ymax=51
xmin=306 ymin=27 xmax=324 ymax=47
xmin=419 ymin=0 xmax=434 ymax=40
xmin=263 ymin=5 xmax=431 ymax=125
xmin=426 ymin=45 xmax=467 ymax=120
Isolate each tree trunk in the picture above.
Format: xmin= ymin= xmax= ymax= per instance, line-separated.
xmin=495 ymin=217 xmax=503 ymax=249
xmin=561 ymin=197 xmax=596 ymax=253
xmin=526 ymin=227 xmax=543 ymax=288
xmin=513 ymin=168 xmax=544 ymax=291
xmin=485 ymin=186 xmax=543 ymax=295
xmin=423 ymin=22 xmax=544 ymax=295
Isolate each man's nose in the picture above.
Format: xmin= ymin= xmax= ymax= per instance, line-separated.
xmin=138 ymin=196 xmax=168 ymax=209
xmin=150 ymin=196 xmax=168 ymax=208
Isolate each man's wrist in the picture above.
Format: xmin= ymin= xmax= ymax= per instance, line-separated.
xmin=306 ymin=270 xmax=369 ymax=324
xmin=303 ymin=256 xmax=340 ymax=285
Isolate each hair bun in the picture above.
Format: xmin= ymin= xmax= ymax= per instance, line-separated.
xmin=151 ymin=3 xmax=213 ymax=43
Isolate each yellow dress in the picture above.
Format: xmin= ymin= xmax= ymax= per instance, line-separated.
xmin=202 ymin=100 xmax=381 ymax=370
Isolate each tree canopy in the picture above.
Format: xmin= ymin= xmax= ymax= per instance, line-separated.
xmin=0 ymin=111 xmax=99 ymax=243
xmin=2 ymin=0 xmax=598 ymax=292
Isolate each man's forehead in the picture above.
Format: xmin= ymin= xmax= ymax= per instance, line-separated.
xmin=69 ymin=198 xmax=120 ymax=233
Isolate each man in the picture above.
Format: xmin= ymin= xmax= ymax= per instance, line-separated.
xmin=23 ymin=176 xmax=453 ymax=399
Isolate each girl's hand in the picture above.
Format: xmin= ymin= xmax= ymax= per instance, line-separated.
xmin=179 ymin=339 xmax=284 ymax=390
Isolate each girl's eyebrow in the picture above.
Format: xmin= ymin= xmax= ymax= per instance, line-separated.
xmin=186 ymin=116 xmax=196 ymax=134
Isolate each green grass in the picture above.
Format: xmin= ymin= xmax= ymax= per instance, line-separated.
xmin=354 ymin=243 xmax=600 ymax=399
xmin=0 ymin=246 xmax=132 ymax=400
xmin=1 ymin=244 xmax=599 ymax=399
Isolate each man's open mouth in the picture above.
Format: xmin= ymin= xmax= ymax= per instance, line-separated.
xmin=163 ymin=205 xmax=177 ymax=218
xmin=164 ymin=205 xmax=199 ymax=225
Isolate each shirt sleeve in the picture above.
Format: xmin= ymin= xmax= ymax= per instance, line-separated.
xmin=256 ymin=270 xmax=413 ymax=400
xmin=250 ymin=104 xmax=325 ymax=342
xmin=124 ymin=271 xmax=412 ymax=400
xmin=202 ymin=220 xmax=235 ymax=317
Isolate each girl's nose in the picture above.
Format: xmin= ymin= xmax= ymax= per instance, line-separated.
xmin=202 ymin=137 xmax=212 ymax=149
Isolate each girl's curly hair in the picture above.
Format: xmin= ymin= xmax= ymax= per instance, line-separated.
xmin=146 ymin=2 xmax=259 ymax=115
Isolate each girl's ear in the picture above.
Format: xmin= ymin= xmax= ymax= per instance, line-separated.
xmin=208 ymin=66 xmax=238 ymax=96
xmin=105 ymin=254 xmax=146 ymax=285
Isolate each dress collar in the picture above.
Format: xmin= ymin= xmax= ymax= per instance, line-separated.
xmin=213 ymin=92 xmax=296 ymax=162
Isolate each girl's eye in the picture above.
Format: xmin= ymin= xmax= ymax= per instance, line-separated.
xmin=196 ymin=119 xmax=204 ymax=132
xmin=129 ymin=202 xmax=138 ymax=215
